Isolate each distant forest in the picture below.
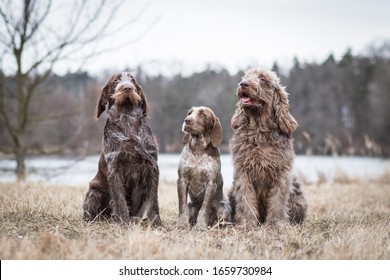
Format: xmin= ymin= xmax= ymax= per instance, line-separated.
xmin=1 ymin=43 xmax=389 ymax=157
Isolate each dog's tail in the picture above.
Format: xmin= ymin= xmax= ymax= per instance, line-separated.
xmin=218 ymin=196 xmax=233 ymax=225
xmin=288 ymin=177 xmax=308 ymax=224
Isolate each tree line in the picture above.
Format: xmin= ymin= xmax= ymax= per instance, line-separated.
xmin=1 ymin=43 xmax=390 ymax=159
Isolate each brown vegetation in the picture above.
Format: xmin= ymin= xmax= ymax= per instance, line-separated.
xmin=0 ymin=176 xmax=389 ymax=259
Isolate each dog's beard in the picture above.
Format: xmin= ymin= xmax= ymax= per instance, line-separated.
xmin=182 ymin=122 xmax=203 ymax=137
xmin=111 ymin=90 xmax=142 ymax=107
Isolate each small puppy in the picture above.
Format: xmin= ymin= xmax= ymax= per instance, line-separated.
xmin=177 ymin=106 xmax=231 ymax=229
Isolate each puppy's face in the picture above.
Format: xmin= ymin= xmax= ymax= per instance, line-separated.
xmin=182 ymin=106 xmax=223 ymax=148
xmin=96 ymin=72 xmax=148 ymax=118
xmin=236 ymin=69 xmax=279 ymax=111
xmin=182 ymin=106 xmax=222 ymax=148
xmin=182 ymin=106 xmax=215 ymax=136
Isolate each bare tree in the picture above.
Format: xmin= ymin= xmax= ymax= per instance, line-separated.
xmin=0 ymin=0 xmax=154 ymax=180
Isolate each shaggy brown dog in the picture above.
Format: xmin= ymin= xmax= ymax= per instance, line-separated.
xmin=177 ymin=106 xmax=231 ymax=229
xmin=229 ymin=68 xmax=307 ymax=227
xmin=82 ymin=72 xmax=161 ymax=226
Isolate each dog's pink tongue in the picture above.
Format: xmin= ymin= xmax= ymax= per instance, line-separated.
xmin=241 ymin=96 xmax=251 ymax=105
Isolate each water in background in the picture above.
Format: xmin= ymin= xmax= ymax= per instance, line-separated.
xmin=0 ymin=154 xmax=389 ymax=187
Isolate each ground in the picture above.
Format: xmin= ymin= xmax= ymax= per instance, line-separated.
xmin=0 ymin=177 xmax=389 ymax=259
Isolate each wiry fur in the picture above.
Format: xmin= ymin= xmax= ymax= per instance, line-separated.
xmin=82 ymin=72 xmax=161 ymax=226
xmin=177 ymin=106 xmax=231 ymax=229
xmin=229 ymin=68 xmax=307 ymax=228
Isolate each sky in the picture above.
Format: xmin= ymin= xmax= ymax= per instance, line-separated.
xmin=29 ymin=0 xmax=390 ymax=76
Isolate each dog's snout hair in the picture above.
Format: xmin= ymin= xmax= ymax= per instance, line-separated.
xmin=82 ymin=72 xmax=161 ymax=227
xmin=177 ymin=106 xmax=231 ymax=229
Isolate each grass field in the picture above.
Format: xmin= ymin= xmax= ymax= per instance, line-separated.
xmin=0 ymin=176 xmax=389 ymax=259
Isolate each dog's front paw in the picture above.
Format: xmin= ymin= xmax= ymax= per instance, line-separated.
xmin=149 ymin=215 xmax=162 ymax=228
xmin=193 ymin=215 xmax=209 ymax=231
xmin=129 ymin=216 xmax=143 ymax=226
xmin=193 ymin=222 xmax=209 ymax=231
xmin=177 ymin=214 xmax=190 ymax=229
xmin=111 ymin=213 xmax=131 ymax=225
xmin=264 ymin=219 xmax=288 ymax=229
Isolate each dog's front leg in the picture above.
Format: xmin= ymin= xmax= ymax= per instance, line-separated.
xmin=177 ymin=176 xmax=189 ymax=227
xmin=230 ymin=172 xmax=259 ymax=228
xmin=108 ymin=171 xmax=131 ymax=224
xmin=194 ymin=180 xmax=216 ymax=230
xmin=144 ymin=166 xmax=162 ymax=227
xmin=265 ymin=177 xmax=290 ymax=226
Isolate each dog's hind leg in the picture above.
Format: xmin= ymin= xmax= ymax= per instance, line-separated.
xmin=82 ymin=185 xmax=110 ymax=221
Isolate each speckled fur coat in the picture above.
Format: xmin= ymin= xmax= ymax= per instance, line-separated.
xmin=83 ymin=72 xmax=161 ymax=226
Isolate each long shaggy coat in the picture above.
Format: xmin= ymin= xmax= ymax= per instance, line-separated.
xmin=82 ymin=72 xmax=161 ymax=226
xmin=229 ymin=68 xmax=307 ymax=227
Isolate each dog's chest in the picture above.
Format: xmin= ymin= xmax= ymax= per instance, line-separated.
xmin=104 ymin=111 xmax=157 ymax=163
xmin=231 ymin=124 xmax=294 ymax=173
xmin=178 ymin=147 xmax=220 ymax=195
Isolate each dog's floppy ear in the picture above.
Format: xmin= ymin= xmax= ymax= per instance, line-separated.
xmin=231 ymin=105 xmax=243 ymax=129
xmin=95 ymin=84 xmax=109 ymax=119
xmin=211 ymin=115 xmax=223 ymax=148
xmin=182 ymin=132 xmax=191 ymax=144
xmin=273 ymin=85 xmax=298 ymax=136
xmin=132 ymin=76 xmax=148 ymax=116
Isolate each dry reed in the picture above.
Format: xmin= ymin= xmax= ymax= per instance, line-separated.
xmin=0 ymin=178 xmax=389 ymax=260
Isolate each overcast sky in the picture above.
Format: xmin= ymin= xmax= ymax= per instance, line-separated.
xmin=66 ymin=0 xmax=390 ymax=76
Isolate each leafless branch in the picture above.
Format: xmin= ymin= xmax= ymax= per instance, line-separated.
xmin=0 ymin=0 xmax=156 ymax=179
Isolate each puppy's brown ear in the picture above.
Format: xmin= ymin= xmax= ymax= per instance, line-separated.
xmin=211 ymin=115 xmax=223 ymax=148
xmin=182 ymin=132 xmax=191 ymax=144
xmin=95 ymin=84 xmax=109 ymax=119
xmin=274 ymin=86 xmax=298 ymax=136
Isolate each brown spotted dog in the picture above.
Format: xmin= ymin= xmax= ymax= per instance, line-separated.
xmin=177 ymin=106 xmax=231 ymax=229
xmin=82 ymin=72 xmax=161 ymax=227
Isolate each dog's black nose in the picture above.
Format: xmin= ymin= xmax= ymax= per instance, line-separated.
xmin=185 ymin=118 xmax=192 ymax=124
xmin=240 ymin=82 xmax=249 ymax=87
xmin=123 ymin=85 xmax=132 ymax=91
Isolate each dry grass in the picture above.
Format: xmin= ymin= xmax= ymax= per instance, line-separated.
xmin=0 ymin=179 xmax=389 ymax=260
